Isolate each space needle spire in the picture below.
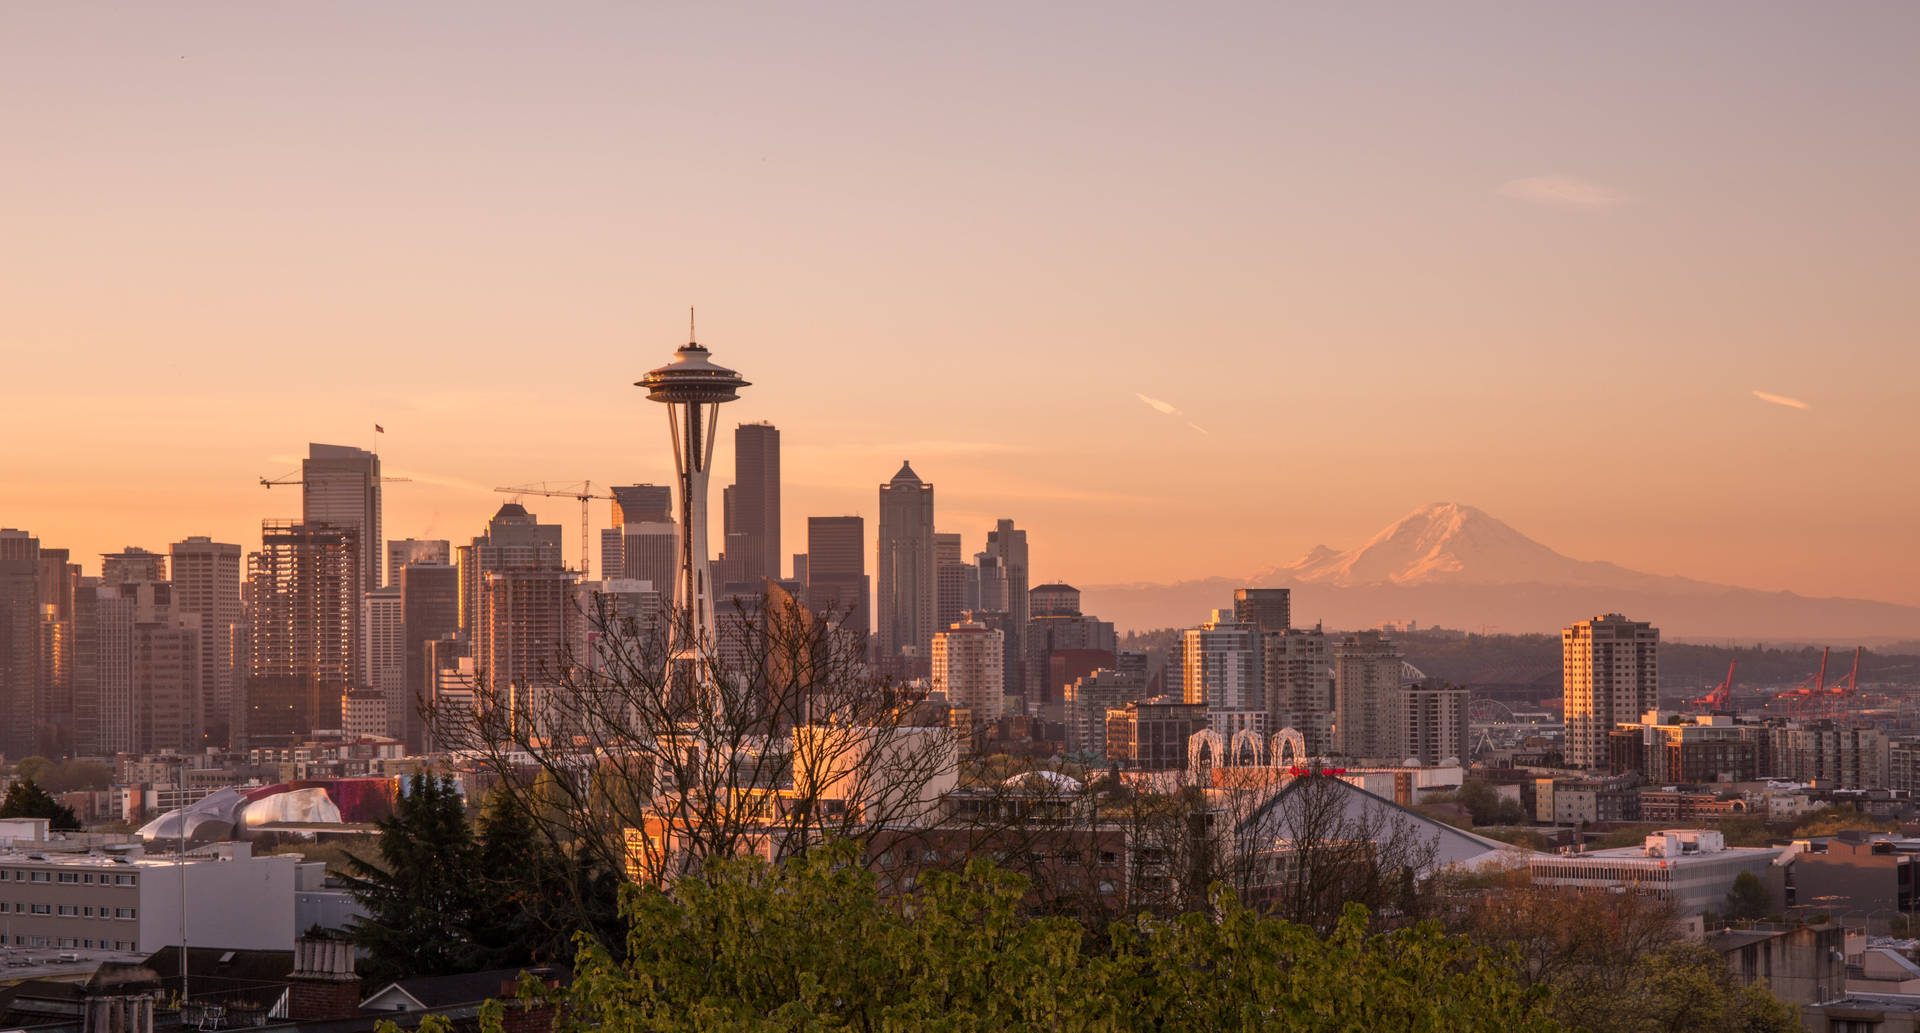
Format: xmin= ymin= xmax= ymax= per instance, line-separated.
xmin=637 ymin=315 xmax=750 ymax=669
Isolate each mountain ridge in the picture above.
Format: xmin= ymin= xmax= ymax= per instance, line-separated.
xmin=1081 ymin=502 xmax=1920 ymax=639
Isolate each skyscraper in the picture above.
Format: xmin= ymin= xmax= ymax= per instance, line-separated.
xmin=932 ymin=619 xmax=1003 ymax=722
xmin=934 ymin=533 xmax=978 ymax=634
xmin=1563 ymin=613 xmax=1659 ymax=769
xmin=1262 ymin=627 xmax=1333 ymax=756
xmin=1333 ymin=630 xmax=1404 ymax=761
xmin=458 ymin=503 xmax=563 ymax=636
xmin=977 ymin=520 xmax=1029 ymax=688
xmin=1393 ymin=682 xmax=1469 ymax=766
xmin=730 ymin=422 xmax=781 ymax=582
xmin=1023 ymin=585 xmax=1117 ymax=705
xmin=36 ymin=547 xmax=79 ymax=755
xmin=363 ymin=585 xmax=405 ymax=738
xmin=876 ymin=462 xmax=935 ymax=676
xmin=100 ymin=547 xmax=166 ymax=586
xmin=169 ymin=536 xmax=242 ymax=746
xmin=638 ymin=334 xmax=750 ymax=659
xmin=805 ymin=516 xmax=868 ymax=649
xmin=603 ymin=485 xmax=676 ymax=595
xmin=475 ymin=568 xmax=576 ymax=706
xmin=1183 ymin=609 xmax=1261 ymax=738
xmin=0 ymin=529 xmax=43 ymax=757
xmin=302 ymin=443 xmax=383 ymax=592
xmin=1233 ymin=588 xmax=1291 ymax=633
xmin=399 ymin=561 xmax=459 ymax=753
xmin=243 ymin=521 xmax=360 ymax=747
xmin=386 ymin=538 xmax=451 ymax=588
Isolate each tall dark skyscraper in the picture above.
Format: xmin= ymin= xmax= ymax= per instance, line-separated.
xmin=36 ymin=547 xmax=79 ymax=755
xmin=978 ymin=519 xmax=1029 ymax=690
xmin=805 ymin=516 xmax=868 ymax=650
xmin=0 ymin=529 xmax=43 ymax=757
xmin=399 ymin=562 xmax=459 ymax=753
xmin=730 ymin=422 xmax=781 ymax=582
xmin=877 ymin=461 xmax=936 ymax=677
xmin=303 ymin=443 xmax=383 ymax=592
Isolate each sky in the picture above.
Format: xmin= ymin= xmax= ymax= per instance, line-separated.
xmin=3 ymin=3 xmax=1917 ymax=605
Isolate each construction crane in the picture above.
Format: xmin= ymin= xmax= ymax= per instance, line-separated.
xmin=492 ymin=481 xmax=612 ymax=578
xmin=1689 ymin=660 xmax=1736 ymax=711
xmin=260 ymin=472 xmax=413 ymax=488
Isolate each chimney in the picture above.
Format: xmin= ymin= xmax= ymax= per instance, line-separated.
xmin=83 ymin=993 xmax=155 ymax=1033
xmin=288 ymin=938 xmax=361 ymax=1020
xmin=496 ymin=968 xmax=564 ymax=1033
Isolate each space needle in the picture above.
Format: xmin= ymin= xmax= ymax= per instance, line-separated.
xmin=638 ymin=314 xmax=750 ymax=665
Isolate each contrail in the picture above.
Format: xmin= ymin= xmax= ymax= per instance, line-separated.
xmin=1135 ymin=392 xmax=1209 ymax=434
xmin=1752 ymin=389 xmax=1810 ymax=411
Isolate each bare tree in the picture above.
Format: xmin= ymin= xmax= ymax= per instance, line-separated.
xmin=425 ymin=581 xmax=962 ymax=946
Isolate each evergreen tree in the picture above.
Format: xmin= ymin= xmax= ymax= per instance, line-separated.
xmin=342 ymin=774 xmax=483 ymax=983
xmin=1725 ymin=870 xmax=1772 ymax=923
xmin=0 ymin=778 xmax=81 ymax=830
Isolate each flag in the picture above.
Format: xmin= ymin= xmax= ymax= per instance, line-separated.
xmin=374 ymin=424 xmax=384 ymax=433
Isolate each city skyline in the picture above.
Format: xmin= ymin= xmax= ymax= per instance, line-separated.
xmin=3 ymin=4 xmax=1917 ymax=608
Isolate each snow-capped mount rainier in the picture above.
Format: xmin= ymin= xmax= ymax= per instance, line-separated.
xmin=1253 ymin=503 xmax=1680 ymax=590
xmin=1083 ymin=503 xmax=1920 ymax=640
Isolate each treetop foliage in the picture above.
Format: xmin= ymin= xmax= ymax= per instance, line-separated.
xmin=566 ymin=841 xmax=1558 ymax=1033
xmin=0 ymin=778 xmax=81 ymax=830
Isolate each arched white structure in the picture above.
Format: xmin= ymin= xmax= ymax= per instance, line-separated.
xmin=1400 ymin=660 xmax=1428 ymax=684
xmin=1229 ymin=728 xmax=1265 ymax=767
xmin=1270 ymin=727 xmax=1307 ymax=768
xmin=1188 ymin=728 xmax=1224 ymax=774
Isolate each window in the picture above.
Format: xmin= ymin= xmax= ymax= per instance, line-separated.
xmin=115 ymin=907 xmax=136 ymax=919
xmin=57 ymin=873 xmax=79 ymax=884
xmin=58 ymin=905 xmax=77 ymax=916
xmin=83 ymin=874 xmax=94 ymax=884
xmin=29 ymin=871 xmax=49 ymax=883
xmin=58 ymin=938 xmax=76 ymax=948
xmin=83 ymin=906 xmax=94 ymax=917
xmin=0 ymin=902 xmax=8 ymax=913
xmin=30 ymin=904 xmax=50 ymax=915
xmin=115 ymin=875 xmax=136 ymax=887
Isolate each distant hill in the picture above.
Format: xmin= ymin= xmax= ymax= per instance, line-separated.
xmin=1083 ymin=503 xmax=1920 ymax=641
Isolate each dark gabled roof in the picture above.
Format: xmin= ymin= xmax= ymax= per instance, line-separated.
xmin=1234 ymin=773 xmax=1521 ymax=866
xmin=888 ymin=460 xmax=921 ymax=484
xmin=134 ymin=946 xmax=296 ymax=988
xmin=364 ymin=967 xmax=566 ymax=1012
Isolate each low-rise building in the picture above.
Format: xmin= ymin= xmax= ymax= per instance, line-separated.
xmin=0 ymin=841 xmax=297 ymax=952
xmin=1790 ymin=830 xmax=1920 ymax=927
xmin=1529 ymin=829 xmax=1786 ymax=916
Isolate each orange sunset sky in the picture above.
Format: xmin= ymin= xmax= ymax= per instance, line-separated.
xmin=3 ymin=3 xmax=1916 ymax=605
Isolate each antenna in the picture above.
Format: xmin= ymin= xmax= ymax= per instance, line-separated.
xmin=689 ymin=306 xmax=696 ymax=345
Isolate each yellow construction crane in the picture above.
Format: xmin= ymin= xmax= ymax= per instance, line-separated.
xmin=492 ymin=480 xmax=613 ymax=579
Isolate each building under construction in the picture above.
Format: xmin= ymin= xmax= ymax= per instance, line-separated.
xmin=242 ymin=521 xmax=360 ymax=747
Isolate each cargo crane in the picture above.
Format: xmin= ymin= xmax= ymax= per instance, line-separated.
xmin=1772 ymin=646 xmax=1868 ymax=719
xmin=1689 ymin=660 xmax=1737 ymax=711
xmin=492 ymin=481 xmax=612 ymax=579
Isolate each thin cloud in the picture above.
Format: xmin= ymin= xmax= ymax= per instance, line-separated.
xmin=1135 ymin=393 xmax=1209 ymax=435
xmin=1496 ymin=175 xmax=1626 ymax=209
xmin=1752 ymin=389 xmax=1810 ymax=411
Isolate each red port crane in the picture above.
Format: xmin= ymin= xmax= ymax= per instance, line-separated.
xmin=1689 ymin=660 xmax=1736 ymax=711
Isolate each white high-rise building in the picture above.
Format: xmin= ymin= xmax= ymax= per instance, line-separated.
xmin=1263 ymin=627 xmax=1333 ymax=757
xmin=386 ymin=538 xmax=450 ymax=587
xmin=1563 ymin=613 xmax=1659 ymax=769
xmin=932 ymin=620 xmax=1003 ymax=722
xmin=1183 ymin=609 xmax=1261 ymax=736
xmin=1333 ymin=631 xmax=1403 ymax=761
xmin=363 ymin=586 xmax=405 ymax=737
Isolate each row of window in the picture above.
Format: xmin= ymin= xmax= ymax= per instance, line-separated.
xmin=7 ymin=935 xmax=137 ymax=949
xmin=0 ymin=902 xmax=135 ymax=918
xmin=0 ymin=870 xmax=137 ymax=886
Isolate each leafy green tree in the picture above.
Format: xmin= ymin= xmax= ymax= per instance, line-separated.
xmin=1724 ymin=870 xmax=1772 ymax=923
xmin=11 ymin=756 xmax=53 ymax=784
xmin=0 ymin=778 xmax=81 ymax=830
xmin=1794 ymin=805 xmax=1898 ymax=838
xmin=341 ymin=774 xmax=484 ymax=983
xmin=566 ymin=841 xmax=1560 ymax=1033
